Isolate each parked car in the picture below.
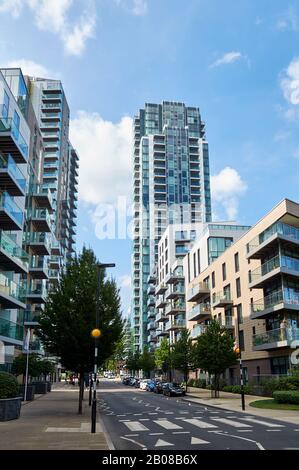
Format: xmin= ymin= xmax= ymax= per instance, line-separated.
xmin=146 ymin=380 xmax=157 ymax=392
xmin=153 ymin=381 xmax=165 ymax=393
xmin=107 ymin=373 xmax=116 ymax=379
xmin=134 ymin=378 xmax=141 ymax=388
xmin=140 ymin=379 xmax=151 ymax=391
xmin=162 ymin=382 xmax=185 ymax=397
xmin=122 ymin=376 xmax=133 ymax=385
xmin=129 ymin=377 xmax=137 ymax=386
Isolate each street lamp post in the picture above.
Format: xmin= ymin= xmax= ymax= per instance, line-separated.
xmin=91 ymin=262 xmax=115 ymax=434
xmin=233 ymin=305 xmax=245 ymax=411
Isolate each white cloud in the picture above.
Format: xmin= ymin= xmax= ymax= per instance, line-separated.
xmin=3 ymin=59 xmax=54 ymax=78
xmin=119 ymin=275 xmax=132 ymax=288
xmin=277 ymin=6 xmax=299 ymax=32
xmin=280 ymin=57 xmax=299 ymax=105
xmin=0 ymin=0 xmax=96 ymax=56
xmin=69 ymin=111 xmax=133 ymax=206
xmin=210 ymin=51 xmax=246 ymax=68
xmin=211 ymin=167 xmax=248 ymax=220
xmin=132 ymin=0 xmax=148 ymax=15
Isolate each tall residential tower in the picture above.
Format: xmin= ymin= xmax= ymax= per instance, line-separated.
xmin=131 ymin=101 xmax=212 ymax=352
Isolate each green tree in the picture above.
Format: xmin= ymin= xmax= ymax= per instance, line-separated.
xmin=139 ymin=346 xmax=155 ymax=378
xmin=39 ymin=360 xmax=56 ymax=380
xmin=37 ymin=247 xmax=123 ymax=413
xmin=171 ymin=329 xmax=195 ymax=392
xmin=12 ymin=354 xmax=43 ymax=381
xmin=155 ymin=337 xmax=171 ymax=378
xmin=125 ymin=350 xmax=140 ymax=375
xmin=193 ymin=320 xmax=238 ymax=397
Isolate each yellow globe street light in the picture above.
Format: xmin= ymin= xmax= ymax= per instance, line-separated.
xmin=91 ymin=328 xmax=101 ymax=338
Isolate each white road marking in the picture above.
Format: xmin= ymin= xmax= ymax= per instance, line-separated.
xmin=242 ymin=418 xmax=284 ymax=428
xmin=191 ymin=437 xmax=210 ymax=445
xmin=121 ymin=436 xmax=147 ymax=450
xmin=155 ymin=407 xmax=160 ymax=411
xmin=179 ymin=411 xmax=189 ymax=414
xmin=173 ymin=431 xmax=190 ymax=434
xmin=123 ymin=421 xmax=149 ymax=432
xmin=237 ymin=430 xmax=253 ymax=433
xmin=213 ymin=431 xmax=265 ymax=450
xmin=148 ymin=412 xmax=158 ymax=415
xmin=181 ymin=418 xmax=218 ymax=429
xmin=140 ymin=418 xmax=150 ymax=421
xmin=133 ymin=413 xmax=142 ymax=416
xmin=154 ymin=419 xmax=183 ymax=430
xmin=149 ymin=433 xmax=164 ymax=436
xmin=155 ymin=439 xmax=174 ymax=447
xmin=117 ymin=414 xmax=126 ymax=417
xmin=266 ymin=429 xmax=281 ymax=432
xmin=165 ymin=412 xmax=174 ymax=415
xmin=124 ymin=434 xmax=139 ymax=437
xmin=211 ymin=418 xmax=252 ymax=428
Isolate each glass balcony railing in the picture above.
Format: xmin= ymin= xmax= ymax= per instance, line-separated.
xmin=30 ymin=183 xmax=53 ymax=202
xmin=251 ymin=289 xmax=299 ymax=315
xmin=43 ymin=161 xmax=58 ymax=169
xmin=0 ymin=153 xmax=26 ymax=192
xmin=166 ymin=318 xmax=185 ymax=329
xmin=0 ymin=116 xmax=29 ymax=160
xmin=0 ymin=273 xmax=26 ymax=303
xmin=30 ymin=256 xmax=49 ymax=272
xmin=188 ymin=282 xmax=210 ymax=300
xmin=27 ymin=281 xmax=47 ymax=298
xmin=0 ymin=231 xmax=29 ymax=270
xmin=43 ymin=93 xmax=62 ymax=100
xmin=250 ymin=254 xmax=299 ymax=283
xmin=252 ymin=327 xmax=299 ymax=348
xmin=28 ymin=339 xmax=43 ymax=352
xmin=48 ymin=269 xmax=59 ymax=278
xmin=247 ymin=222 xmax=299 ymax=254
xmin=24 ymin=231 xmax=51 ymax=250
xmin=190 ymin=323 xmax=206 ymax=339
xmin=43 ymin=170 xmax=58 ymax=179
xmin=28 ymin=208 xmax=51 ymax=225
xmin=0 ymin=191 xmax=23 ymax=226
xmin=0 ymin=316 xmax=24 ymax=341
xmin=41 ymin=112 xmax=61 ymax=119
xmin=187 ymin=303 xmax=211 ymax=320
xmin=49 ymin=255 xmax=60 ymax=264
xmin=23 ymin=310 xmax=42 ymax=324
xmin=212 ymin=290 xmax=232 ymax=306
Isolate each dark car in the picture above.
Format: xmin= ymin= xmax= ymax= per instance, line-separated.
xmin=162 ymin=382 xmax=185 ymax=397
xmin=122 ymin=376 xmax=133 ymax=385
xmin=153 ymin=381 xmax=164 ymax=393
xmin=134 ymin=378 xmax=141 ymax=388
xmin=129 ymin=377 xmax=137 ymax=386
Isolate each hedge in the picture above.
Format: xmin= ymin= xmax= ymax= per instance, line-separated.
xmin=273 ymin=390 xmax=299 ymax=404
xmin=222 ymin=385 xmax=253 ymax=394
xmin=0 ymin=372 xmax=20 ymax=399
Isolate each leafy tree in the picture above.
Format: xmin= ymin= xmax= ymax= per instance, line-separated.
xmin=12 ymin=354 xmax=43 ymax=381
xmin=37 ymin=247 xmax=123 ymax=413
xmin=39 ymin=360 xmax=56 ymax=380
xmin=139 ymin=346 xmax=155 ymax=378
xmin=171 ymin=329 xmax=196 ymax=392
xmin=105 ymin=336 xmax=126 ymax=373
xmin=125 ymin=350 xmax=140 ymax=375
xmin=193 ymin=320 xmax=238 ymax=397
xmin=155 ymin=337 xmax=171 ymax=378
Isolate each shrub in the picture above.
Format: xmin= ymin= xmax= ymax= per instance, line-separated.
xmin=273 ymin=390 xmax=299 ymax=404
xmin=193 ymin=378 xmax=206 ymax=388
xmin=222 ymin=384 xmax=252 ymax=394
xmin=261 ymin=376 xmax=299 ymax=396
xmin=188 ymin=379 xmax=195 ymax=387
xmin=222 ymin=385 xmax=234 ymax=393
xmin=0 ymin=372 xmax=20 ymax=399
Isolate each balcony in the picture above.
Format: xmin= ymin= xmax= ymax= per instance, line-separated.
xmin=190 ymin=323 xmax=206 ymax=340
xmin=0 ymin=316 xmax=24 ymax=344
xmin=43 ymin=170 xmax=58 ymax=180
xmin=147 ymin=321 xmax=156 ymax=331
xmin=155 ymin=283 xmax=167 ymax=295
xmin=48 ymin=269 xmax=59 ymax=281
xmin=148 ymin=332 xmax=157 ymax=343
xmin=147 ymin=295 xmax=155 ymax=307
xmin=28 ymin=208 xmax=51 ymax=232
xmin=41 ymin=112 xmax=61 ymax=121
xmin=165 ymin=269 xmax=184 ymax=284
xmin=29 ymin=256 xmax=49 ymax=279
xmin=156 ymin=296 xmax=167 ymax=309
xmin=187 ymin=302 xmax=211 ymax=321
xmin=165 ymin=318 xmax=185 ymax=331
xmin=0 ymin=273 xmax=26 ymax=308
xmin=24 ymin=310 xmax=41 ymax=326
xmin=27 ymin=339 xmax=44 ymax=354
xmin=0 ymin=153 xmax=26 ymax=196
xmin=165 ymin=301 xmax=185 ymax=316
xmin=221 ymin=316 xmax=235 ymax=330
xmin=156 ymin=311 xmax=167 ymax=322
xmin=252 ymin=327 xmax=299 ymax=351
xmin=250 ymin=289 xmax=299 ymax=319
xmin=249 ymin=254 xmax=299 ymax=289
xmin=24 ymin=232 xmax=51 ymax=256
xmin=0 ymin=116 xmax=28 ymax=163
xmin=247 ymin=222 xmax=299 ymax=259
xmin=148 ymin=308 xmax=155 ymax=319
xmin=156 ymin=328 xmax=168 ymax=337
xmin=187 ymin=282 xmax=210 ymax=302
xmin=49 ymin=255 xmax=61 ymax=269
xmin=212 ymin=291 xmax=233 ymax=308
xmin=0 ymin=232 xmax=28 ymax=273
xmin=147 ymin=285 xmax=155 ymax=295
xmin=147 ymin=274 xmax=156 ymax=284
xmin=0 ymin=192 xmax=23 ymax=230
xmin=27 ymin=281 xmax=47 ymax=303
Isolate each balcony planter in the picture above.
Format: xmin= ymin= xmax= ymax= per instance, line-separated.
xmin=31 ymin=382 xmax=48 ymax=394
xmin=19 ymin=384 xmax=35 ymax=401
xmin=0 ymin=397 xmax=22 ymax=421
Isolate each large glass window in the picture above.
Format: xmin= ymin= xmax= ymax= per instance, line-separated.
xmin=2 ymin=90 xmax=9 ymax=118
xmin=208 ymin=237 xmax=233 ymax=264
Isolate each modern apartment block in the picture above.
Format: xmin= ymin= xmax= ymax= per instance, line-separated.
xmin=131 ymin=101 xmax=212 ymax=352
xmin=0 ymin=67 xmax=78 ymax=371
xmin=149 ymin=222 xmax=250 ymax=349
xmin=186 ymin=199 xmax=299 ymax=382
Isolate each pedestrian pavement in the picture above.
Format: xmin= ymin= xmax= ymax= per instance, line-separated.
xmin=184 ymin=387 xmax=299 ymax=425
xmin=0 ymin=383 xmax=109 ymax=450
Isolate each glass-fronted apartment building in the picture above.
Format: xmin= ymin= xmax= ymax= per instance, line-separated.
xmin=131 ymin=101 xmax=212 ymax=352
xmin=186 ymin=199 xmax=299 ymax=382
xmin=0 ymin=68 xmax=78 ymax=371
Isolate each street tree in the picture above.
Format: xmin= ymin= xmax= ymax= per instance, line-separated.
xmin=193 ymin=320 xmax=238 ymax=397
xmin=154 ymin=337 xmax=171 ymax=379
xmin=171 ymin=329 xmax=196 ymax=392
xmin=125 ymin=350 xmax=140 ymax=375
xmin=12 ymin=354 xmax=43 ymax=382
xmin=139 ymin=346 xmax=155 ymax=378
xmin=37 ymin=247 xmax=123 ymax=414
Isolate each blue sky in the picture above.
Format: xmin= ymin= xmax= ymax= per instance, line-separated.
xmin=0 ymin=0 xmax=299 ymax=317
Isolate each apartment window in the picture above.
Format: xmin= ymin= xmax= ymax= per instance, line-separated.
xmin=239 ymin=330 xmax=245 ymax=351
xmin=187 ymin=253 xmax=190 ymax=284
xmin=237 ymin=304 xmax=243 ymax=324
xmin=224 ymin=284 xmax=231 ymax=300
xmin=248 ymin=270 xmax=252 ymax=283
xmin=234 ymin=253 xmax=240 ymax=273
xmin=252 ymin=326 xmax=256 ymax=335
xmin=222 ymin=263 xmax=226 ymax=281
xmin=165 ymin=238 xmax=168 ymax=248
xmin=212 ymin=271 xmax=215 ymax=288
xmin=165 ymin=263 xmax=169 ymax=275
xmin=236 ymin=278 xmax=241 ymax=298
xmin=3 ymin=90 xmax=9 ymax=118
xmin=197 ymin=249 xmax=200 ymax=274
xmin=193 ymin=253 xmax=196 ymax=278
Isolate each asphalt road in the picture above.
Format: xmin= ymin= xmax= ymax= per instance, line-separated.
xmin=98 ymin=379 xmax=299 ymax=451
